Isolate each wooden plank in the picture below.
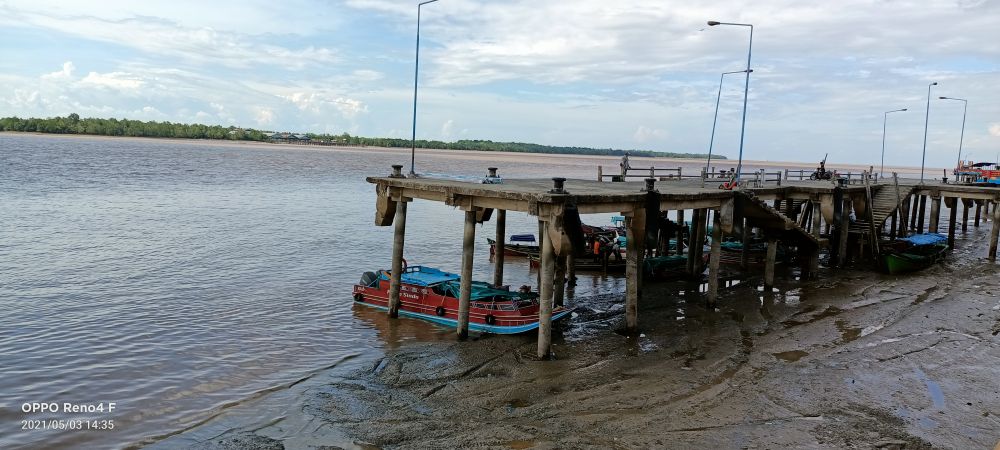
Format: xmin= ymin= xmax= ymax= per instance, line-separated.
xmin=387 ymin=200 xmax=408 ymax=318
xmin=457 ymin=210 xmax=476 ymax=340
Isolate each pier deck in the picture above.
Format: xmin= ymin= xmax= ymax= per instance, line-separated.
xmin=366 ymin=165 xmax=1000 ymax=358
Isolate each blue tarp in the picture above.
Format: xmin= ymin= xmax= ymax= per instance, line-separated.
xmin=510 ymin=234 xmax=536 ymax=242
xmin=379 ymin=266 xmax=461 ymax=286
xmin=901 ymin=233 xmax=947 ymax=246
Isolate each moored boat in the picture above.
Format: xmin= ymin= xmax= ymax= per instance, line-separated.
xmin=881 ymin=233 xmax=949 ymax=274
xmin=487 ymin=234 xmax=539 ymax=257
xmin=352 ymin=265 xmax=572 ymax=334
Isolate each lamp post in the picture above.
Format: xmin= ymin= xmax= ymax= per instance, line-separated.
xmin=920 ymin=81 xmax=937 ymax=183
xmin=706 ymin=69 xmax=752 ymax=175
xmin=707 ymin=20 xmax=753 ymax=182
xmin=880 ymin=108 xmax=907 ymax=179
xmin=938 ymin=96 xmax=968 ymax=171
xmin=409 ymin=0 xmax=440 ymax=176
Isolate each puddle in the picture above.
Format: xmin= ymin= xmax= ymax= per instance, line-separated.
xmin=835 ymin=319 xmax=863 ymax=343
xmin=773 ymin=350 xmax=810 ymax=362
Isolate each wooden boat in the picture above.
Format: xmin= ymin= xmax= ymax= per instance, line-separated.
xmin=487 ymin=234 xmax=539 ymax=257
xmin=717 ymin=240 xmax=784 ymax=266
xmin=352 ymin=265 xmax=572 ymax=334
xmin=881 ymin=233 xmax=949 ymax=274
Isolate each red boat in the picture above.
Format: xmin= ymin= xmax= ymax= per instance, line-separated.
xmin=352 ymin=265 xmax=573 ymax=334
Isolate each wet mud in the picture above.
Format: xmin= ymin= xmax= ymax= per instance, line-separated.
xmin=179 ymin=243 xmax=1000 ymax=449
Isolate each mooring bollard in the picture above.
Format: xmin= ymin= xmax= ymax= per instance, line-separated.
xmin=488 ymin=167 xmax=498 ymax=177
xmin=550 ymin=177 xmax=566 ymax=194
xmin=390 ymin=164 xmax=404 ymax=178
xmin=644 ymin=177 xmax=656 ymax=192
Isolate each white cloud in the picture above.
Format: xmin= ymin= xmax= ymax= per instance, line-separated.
xmin=989 ymin=124 xmax=1000 ymax=137
xmin=42 ymin=61 xmax=75 ymax=80
xmin=79 ymin=71 xmax=145 ymax=91
xmin=280 ymin=92 xmax=367 ymax=118
xmin=441 ymin=119 xmax=454 ymax=140
xmin=254 ymin=107 xmax=275 ymax=126
xmin=633 ymin=125 xmax=667 ymax=143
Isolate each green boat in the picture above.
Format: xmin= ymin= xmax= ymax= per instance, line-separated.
xmin=881 ymin=233 xmax=948 ymax=274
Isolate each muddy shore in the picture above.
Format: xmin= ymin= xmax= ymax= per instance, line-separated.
xmin=163 ymin=231 xmax=1000 ymax=450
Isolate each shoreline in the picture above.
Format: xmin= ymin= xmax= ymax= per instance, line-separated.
xmin=0 ymin=131 xmax=944 ymax=174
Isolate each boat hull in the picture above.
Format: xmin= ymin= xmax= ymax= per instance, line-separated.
xmin=883 ymin=244 xmax=948 ymax=274
xmin=354 ymin=299 xmax=573 ymax=334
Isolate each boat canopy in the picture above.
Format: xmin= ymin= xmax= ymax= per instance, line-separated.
xmin=509 ymin=234 xmax=536 ymax=242
xmin=379 ymin=266 xmax=461 ymax=286
xmin=437 ymin=280 xmax=527 ymax=301
xmin=901 ymin=233 xmax=947 ymax=246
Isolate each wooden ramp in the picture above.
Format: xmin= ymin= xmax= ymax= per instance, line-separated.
xmin=735 ymin=192 xmax=820 ymax=249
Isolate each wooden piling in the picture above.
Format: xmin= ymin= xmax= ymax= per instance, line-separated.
xmin=625 ymin=208 xmax=646 ymax=333
xmin=457 ymin=210 xmax=477 ymax=340
xmin=566 ymin=252 xmax=577 ymax=287
xmin=838 ymin=199 xmax=851 ymax=266
xmin=961 ymin=199 xmax=970 ymax=233
xmin=917 ymin=195 xmax=927 ymax=233
xmin=947 ymin=198 xmax=958 ymax=248
xmin=686 ymin=209 xmax=701 ymax=275
xmin=976 ymin=200 xmax=983 ymax=227
xmin=990 ymin=203 xmax=1000 ymax=262
xmin=910 ymin=195 xmax=919 ymax=229
xmin=899 ymin=195 xmax=910 ymax=237
xmin=812 ymin=201 xmax=822 ymax=239
xmin=493 ymin=209 xmax=506 ymax=287
xmin=740 ymin=218 xmax=751 ymax=269
xmin=554 ymin=254 xmax=566 ymax=307
xmin=388 ymin=199 xmax=409 ymax=318
xmin=536 ymin=220 xmax=544 ymax=286
xmin=889 ymin=210 xmax=897 ymax=239
xmin=929 ymin=196 xmax=941 ymax=234
xmin=537 ymin=221 xmax=555 ymax=358
xmin=708 ymin=210 xmax=722 ymax=304
xmin=764 ymin=237 xmax=777 ymax=290
xmin=677 ymin=209 xmax=686 ymax=255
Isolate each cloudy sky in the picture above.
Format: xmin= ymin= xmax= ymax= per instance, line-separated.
xmin=1 ymin=0 xmax=998 ymax=166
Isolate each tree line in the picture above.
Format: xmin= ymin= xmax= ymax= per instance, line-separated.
xmin=0 ymin=114 xmax=723 ymax=159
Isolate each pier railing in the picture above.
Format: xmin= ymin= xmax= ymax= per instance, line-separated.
xmin=598 ymin=165 xmax=698 ymax=181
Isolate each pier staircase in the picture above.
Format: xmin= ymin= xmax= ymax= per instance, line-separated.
xmin=848 ymin=178 xmax=915 ymax=256
xmin=735 ymin=193 xmax=820 ymax=249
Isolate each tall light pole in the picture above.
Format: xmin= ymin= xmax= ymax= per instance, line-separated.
xmin=920 ymin=81 xmax=937 ymax=183
xmin=706 ymin=69 xmax=752 ymax=174
xmin=409 ymin=0 xmax=439 ymax=176
xmin=880 ymin=108 xmax=907 ymax=179
xmin=707 ymin=20 xmax=753 ymax=182
xmin=939 ymin=96 xmax=968 ymax=171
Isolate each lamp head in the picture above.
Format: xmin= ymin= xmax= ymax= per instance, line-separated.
xmin=939 ymin=96 xmax=947 ymax=99
xmin=930 ymin=82 xmax=938 ymax=86
xmin=707 ymin=20 xmax=720 ymax=26
xmin=747 ymin=69 xmax=754 ymax=73
xmin=901 ymin=108 xmax=908 ymax=111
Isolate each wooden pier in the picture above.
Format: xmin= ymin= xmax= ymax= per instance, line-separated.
xmin=367 ymin=164 xmax=1000 ymax=359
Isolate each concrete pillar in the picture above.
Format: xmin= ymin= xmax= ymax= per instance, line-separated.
xmin=536 ymin=220 xmax=544 ymax=286
xmin=929 ymin=196 xmax=941 ymax=234
xmin=554 ymin=254 xmax=566 ymax=307
xmin=838 ymin=199 xmax=851 ymax=267
xmin=708 ymin=210 xmax=722 ymax=304
xmin=917 ymin=195 xmax=927 ymax=233
xmin=947 ymin=199 xmax=958 ymax=248
xmin=976 ymin=201 xmax=983 ymax=227
xmin=990 ymin=204 xmax=1000 ymax=262
xmin=537 ymin=220 xmax=555 ymax=358
xmin=457 ymin=210 xmax=477 ymax=340
xmin=695 ymin=209 xmax=709 ymax=274
xmin=962 ymin=200 xmax=970 ymax=233
xmin=910 ymin=195 xmax=919 ymax=229
xmin=625 ymin=209 xmax=646 ymax=334
xmin=388 ymin=199 xmax=408 ymax=318
xmin=764 ymin=238 xmax=777 ymax=290
xmin=493 ymin=209 xmax=506 ymax=287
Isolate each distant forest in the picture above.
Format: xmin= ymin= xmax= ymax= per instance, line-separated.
xmin=0 ymin=114 xmax=723 ymax=159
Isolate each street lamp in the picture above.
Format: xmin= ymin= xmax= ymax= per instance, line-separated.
xmin=920 ymin=81 xmax=937 ymax=183
xmin=938 ymin=96 xmax=968 ymax=171
xmin=880 ymin=108 xmax=907 ymax=179
xmin=706 ymin=69 xmax=752 ymax=175
xmin=409 ymin=0 xmax=440 ymax=176
xmin=707 ymin=20 xmax=753 ymax=182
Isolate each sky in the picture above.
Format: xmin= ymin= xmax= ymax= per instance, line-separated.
xmin=1 ymin=0 xmax=999 ymax=167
